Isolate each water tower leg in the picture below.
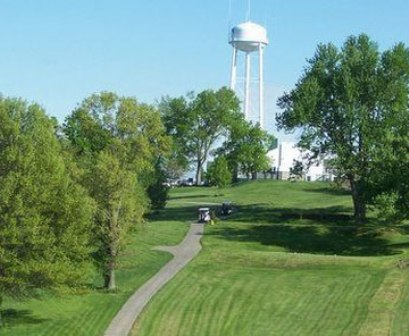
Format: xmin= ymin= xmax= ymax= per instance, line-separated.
xmin=244 ymin=52 xmax=251 ymax=120
xmin=230 ymin=47 xmax=238 ymax=91
xmin=259 ymin=44 xmax=264 ymax=129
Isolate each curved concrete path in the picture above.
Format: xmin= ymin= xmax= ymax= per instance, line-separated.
xmin=105 ymin=222 xmax=204 ymax=336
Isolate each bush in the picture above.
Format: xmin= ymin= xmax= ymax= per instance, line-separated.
xmin=206 ymin=156 xmax=232 ymax=188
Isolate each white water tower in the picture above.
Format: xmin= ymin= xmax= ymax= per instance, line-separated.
xmin=229 ymin=21 xmax=268 ymax=129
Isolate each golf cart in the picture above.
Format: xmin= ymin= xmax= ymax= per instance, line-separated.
xmin=198 ymin=207 xmax=211 ymax=223
xmin=221 ymin=201 xmax=233 ymax=216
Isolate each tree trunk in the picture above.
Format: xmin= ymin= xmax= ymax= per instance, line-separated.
xmin=196 ymin=161 xmax=202 ymax=185
xmin=103 ymin=260 xmax=116 ymax=290
xmin=103 ymin=271 xmax=110 ymax=289
xmin=107 ymin=267 xmax=116 ymax=290
xmin=350 ymin=177 xmax=367 ymax=223
xmin=104 ymin=207 xmax=119 ymax=290
xmin=251 ymin=171 xmax=257 ymax=180
xmin=0 ymin=295 xmax=3 ymax=328
xmin=232 ymin=166 xmax=239 ymax=183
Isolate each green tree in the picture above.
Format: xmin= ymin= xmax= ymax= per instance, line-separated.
xmin=158 ymin=96 xmax=191 ymax=180
xmin=290 ymin=160 xmax=304 ymax=180
xmin=0 ymin=97 xmax=94 ymax=324
xmin=63 ymin=92 xmax=170 ymax=290
xmin=222 ymin=118 xmax=273 ymax=181
xmin=90 ymin=150 xmax=147 ymax=289
xmin=161 ymin=87 xmax=241 ymax=185
xmin=147 ymin=159 xmax=169 ymax=210
xmin=206 ymin=156 xmax=232 ymax=188
xmin=277 ymin=34 xmax=409 ymax=223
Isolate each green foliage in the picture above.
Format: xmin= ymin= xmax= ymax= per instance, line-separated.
xmin=277 ymin=34 xmax=409 ymax=222
xmin=371 ymin=192 xmax=401 ymax=223
xmin=63 ymin=92 xmax=170 ymax=289
xmin=0 ymin=97 xmax=94 ymax=300
xmin=160 ymin=87 xmax=241 ymax=185
xmin=157 ymin=96 xmax=191 ymax=180
xmin=147 ymin=160 xmax=169 ymax=210
xmin=206 ymin=156 xmax=232 ymax=188
xmin=0 ymin=220 xmax=189 ymax=335
xmin=89 ymin=150 xmax=148 ymax=288
xmin=221 ymin=118 xmax=273 ymax=181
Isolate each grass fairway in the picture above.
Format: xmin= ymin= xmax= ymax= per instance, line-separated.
xmin=133 ymin=181 xmax=409 ymax=336
xmin=0 ymin=219 xmax=189 ymax=336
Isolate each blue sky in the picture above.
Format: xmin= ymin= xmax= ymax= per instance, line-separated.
xmin=1 ymin=0 xmax=408 ymax=137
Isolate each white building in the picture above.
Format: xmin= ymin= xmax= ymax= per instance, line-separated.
xmin=267 ymin=142 xmax=334 ymax=181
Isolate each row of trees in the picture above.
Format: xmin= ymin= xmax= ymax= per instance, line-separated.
xmin=0 ymin=92 xmax=170 ymax=325
xmin=0 ymin=87 xmax=271 ymax=325
xmin=160 ymin=87 xmax=275 ymax=186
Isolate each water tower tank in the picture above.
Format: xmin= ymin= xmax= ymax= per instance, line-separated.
xmin=229 ymin=21 xmax=268 ymax=53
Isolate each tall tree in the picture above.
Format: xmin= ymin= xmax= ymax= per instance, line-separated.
xmin=0 ymin=97 xmax=94 ymax=324
xmin=161 ymin=87 xmax=241 ymax=185
xmin=64 ymin=92 xmax=170 ymax=290
xmin=277 ymin=34 xmax=409 ymax=223
xmin=221 ymin=118 xmax=274 ymax=181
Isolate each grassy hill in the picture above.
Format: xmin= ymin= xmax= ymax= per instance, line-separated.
xmin=2 ymin=180 xmax=409 ymax=335
xmin=132 ymin=181 xmax=409 ymax=336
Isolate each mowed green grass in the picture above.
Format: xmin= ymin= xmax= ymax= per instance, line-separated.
xmin=0 ymin=219 xmax=189 ymax=336
xmin=133 ymin=181 xmax=409 ymax=336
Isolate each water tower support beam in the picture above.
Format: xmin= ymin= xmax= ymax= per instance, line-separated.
xmin=230 ymin=47 xmax=238 ymax=91
xmin=259 ymin=44 xmax=264 ymax=129
xmin=244 ymin=52 xmax=251 ymax=120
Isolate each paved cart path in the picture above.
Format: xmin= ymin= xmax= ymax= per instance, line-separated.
xmin=104 ymin=222 xmax=204 ymax=336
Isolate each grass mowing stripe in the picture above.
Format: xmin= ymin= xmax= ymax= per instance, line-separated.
xmin=195 ymin=287 xmax=223 ymax=336
xmin=133 ymin=288 xmax=168 ymax=334
xmin=159 ymin=277 xmax=199 ymax=335
xmin=391 ymin=270 xmax=409 ymax=336
xmin=207 ymin=274 xmax=246 ymax=336
xmin=309 ymin=278 xmax=353 ymax=334
xmin=339 ymin=272 xmax=383 ymax=335
xmin=167 ymin=281 xmax=198 ymax=335
xmin=241 ymin=275 xmax=278 ymax=336
xmin=199 ymin=282 xmax=237 ymax=336
xmin=307 ymin=278 xmax=353 ymax=335
xmin=135 ymin=271 xmax=199 ymax=335
xmin=185 ymin=280 xmax=218 ymax=336
xmin=175 ymin=292 xmax=201 ymax=336
xmin=219 ymin=273 xmax=255 ymax=335
xmin=230 ymin=272 xmax=265 ymax=336
xmin=189 ymin=286 xmax=219 ymax=336
xmin=167 ymin=273 xmax=205 ymax=331
xmin=358 ymin=269 xmax=408 ymax=335
xmin=275 ymin=280 xmax=319 ymax=335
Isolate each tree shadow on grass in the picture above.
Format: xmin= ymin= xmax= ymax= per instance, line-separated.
xmin=208 ymin=223 xmax=399 ymax=256
xmin=150 ymin=193 xmax=408 ymax=256
xmin=231 ymin=204 xmax=353 ymax=226
xmin=149 ymin=204 xmax=200 ymax=222
xmin=209 ymin=203 xmax=404 ymax=256
xmin=1 ymin=308 xmax=48 ymax=328
xmin=169 ymin=194 xmax=211 ymax=201
xmin=303 ymin=186 xmax=351 ymax=196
